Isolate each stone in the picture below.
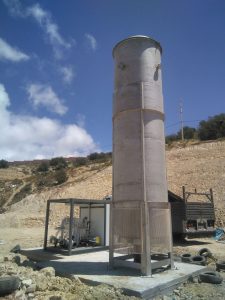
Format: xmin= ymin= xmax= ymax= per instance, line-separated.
xmin=7 ymin=269 xmax=17 ymax=275
xmin=189 ymin=275 xmax=199 ymax=283
xmin=27 ymin=293 xmax=35 ymax=299
xmin=4 ymin=255 xmax=13 ymax=261
xmin=0 ymin=265 xmax=5 ymax=275
xmin=36 ymin=277 xmax=48 ymax=291
xmin=0 ymin=255 xmax=4 ymax=263
xmin=40 ymin=266 xmax=56 ymax=277
xmin=15 ymin=290 xmax=26 ymax=300
xmin=174 ymin=289 xmax=180 ymax=296
xmin=49 ymin=296 xmax=63 ymax=300
xmin=71 ymin=275 xmax=82 ymax=284
xmin=12 ymin=255 xmax=21 ymax=265
xmin=22 ymin=279 xmax=32 ymax=287
xmin=26 ymin=283 xmax=36 ymax=293
xmin=22 ymin=259 xmax=36 ymax=269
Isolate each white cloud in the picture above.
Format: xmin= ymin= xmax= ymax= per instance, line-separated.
xmin=3 ymin=1 xmax=72 ymax=59
xmin=59 ymin=66 xmax=74 ymax=84
xmin=76 ymin=114 xmax=86 ymax=128
xmin=85 ymin=33 xmax=97 ymax=51
xmin=0 ymin=84 xmax=10 ymax=127
xmin=0 ymin=37 xmax=29 ymax=62
xmin=0 ymin=83 xmax=99 ymax=161
xmin=26 ymin=83 xmax=67 ymax=116
xmin=27 ymin=3 xmax=71 ymax=59
xmin=3 ymin=0 xmax=25 ymax=17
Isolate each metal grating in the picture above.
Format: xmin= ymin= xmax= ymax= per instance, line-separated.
xmin=112 ymin=202 xmax=173 ymax=255
xmin=148 ymin=202 xmax=173 ymax=254
xmin=112 ymin=203 xmax=141 ymax=254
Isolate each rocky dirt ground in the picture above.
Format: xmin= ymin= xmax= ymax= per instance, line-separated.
xmin=0 ymin=252 xmax=137 ymax=300
xmin=1 ymin=236 xmax=225 ymax=299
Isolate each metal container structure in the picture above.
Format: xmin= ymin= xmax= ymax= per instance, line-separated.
xmin=110 ymin=36 xmax=173 ymax=275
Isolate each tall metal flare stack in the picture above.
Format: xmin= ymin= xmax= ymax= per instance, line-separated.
xmin=110 ymin=36 xmax=173 ymax=275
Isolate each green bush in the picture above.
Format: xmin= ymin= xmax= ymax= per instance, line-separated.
xmin=198 ymin=114 xmax=225 ymax=140
xmin=177 ymin=126 xmax=196 ymax=140
xmin=12 ymin=183 xmax=32 ymax=204
xmin=88 ymin=152 xmax=112 ymax=162
xmin=73 ymin=157 xmax=88 ymax=167
xmin=50 ymin=157 xmax=67 ymax=169
xmin=166 ymin=114 xmax=225 ymax=143
xmin=0 ymin=159 xmax=9 ymax=169
xmin=37 ymin=175 xmax=53 ymax=188
xmin=88 ymin=152 xmax=100 ymax=161
xmin=36 ymin=161 xmax=49 ymax=173
xmin=165 ymin=134 xmax=178 ymax=144
xmin=54 ymin=169 xmax=68 ymax=185
xmin=166 ymin=126 xmax=197 ymax=143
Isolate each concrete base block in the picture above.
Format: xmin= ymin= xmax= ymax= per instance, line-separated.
xmin=23 ymin=248 xmax=207 ymax=299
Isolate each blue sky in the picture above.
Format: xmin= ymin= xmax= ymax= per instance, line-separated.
xmin=0 ymin=0 xmax=225 ymax=161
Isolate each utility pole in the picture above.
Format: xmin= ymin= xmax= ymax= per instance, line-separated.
xmin=179 ymin=100 xmax=184 ymax=141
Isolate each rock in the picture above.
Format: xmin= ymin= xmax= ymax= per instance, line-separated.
xmin=174 ymin=289 xmax=180 ymax=296
xmin=7 ymin=266 xmax=18 ymax=275
xmin=0 ymin=265 xmax=5 ymax=275
xmin=0 ymin=255 xmax=4 ymax=263
xmin=49 ymin=284 xmax=61 ymax=292
xmin=193 ymin=277 xmax=199 ymax=284
xmin=4 ymin=254 xmax=13 ymax=261
xmin=22 ymin=279 xmax=33 ymax=287
xmin=12 ymin=255 xmax=21 ymax=265
xmin=40 ymin=266 xmax=56 ymax=277
xmin=85 ymin=293 xmax=95 ymax=300
xmin=27 ymin=293 xmax=35 ymax=299
xmin=25 ymin=283 xmax=36 ymax=293
xmin=49 ymin=296 xmax=63 ymax=300
xmin=71 ymin=275 xmax=82 ymax=284
xmin=22 ymin=259 xmax=36 ymax=269
xmin=189 ymin=275 xmax=199 ymax=283
xmin=15 ymin=290 xmax=26 ymax=300
xmin=36 ymin=275 xmax=48 ymax=291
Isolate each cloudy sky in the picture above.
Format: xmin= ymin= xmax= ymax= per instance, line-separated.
xmin=1 ymin=0 xmax=225 ymax=161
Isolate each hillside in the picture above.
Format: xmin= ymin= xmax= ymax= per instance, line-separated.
xmin=1 ymin=140 xmax=225 ymax=300
xmin=1 ymin=139 xmax=225 ymax=228
xmin=166 ymin=140 xmax=225 ymax=226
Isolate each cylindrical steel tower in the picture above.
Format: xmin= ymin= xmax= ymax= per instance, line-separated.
xmin=110 ymin=36 xmax=173 ymax=275
xmin=113 ymin=36 xmax=167 ymax=204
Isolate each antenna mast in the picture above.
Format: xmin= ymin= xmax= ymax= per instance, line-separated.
xmin=179 ymin=100 xmax=184 ymax=141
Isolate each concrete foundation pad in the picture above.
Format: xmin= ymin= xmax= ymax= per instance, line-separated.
xmin=23 ymin=248 xmax=207 ymax=299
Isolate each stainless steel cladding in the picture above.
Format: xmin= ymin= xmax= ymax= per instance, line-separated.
xmin=113 ymin=36 xmax=167 ymax=204
xmin=110 ymin=36 xmax=173 ymax=276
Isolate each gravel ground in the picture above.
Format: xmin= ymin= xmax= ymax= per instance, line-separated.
xmin=155 ymin=271 xmax=225 ymax=300
xmin=0 ymin=253 xmax=138 ymax=300
xmin=1 ymin=252 xmax=225 ymax=300
xmin=1 ymin=228 xmax=225 ymax=299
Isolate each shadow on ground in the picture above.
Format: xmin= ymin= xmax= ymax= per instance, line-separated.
xmin=173 ymin=238 xmax=213 ymax=247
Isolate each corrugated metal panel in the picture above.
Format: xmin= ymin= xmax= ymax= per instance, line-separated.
xmin=186 ymin=202 xmax=215 ymax=220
